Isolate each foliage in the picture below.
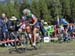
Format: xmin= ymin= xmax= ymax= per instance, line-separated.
xmin=0 ymin=0 xmax=75 ymax=23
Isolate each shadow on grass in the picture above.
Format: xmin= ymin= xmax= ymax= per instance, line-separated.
xmin=8 ymin=47 xmax=38 ymax=54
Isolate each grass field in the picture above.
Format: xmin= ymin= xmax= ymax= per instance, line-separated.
xmin=0 ymin=40 xmax=75 ymax=56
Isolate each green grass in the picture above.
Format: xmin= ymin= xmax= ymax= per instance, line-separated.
xmin=0 ymin=47 xmax=8 ymax=52
xmin=0 ymin=41 xmax=75 ymax=56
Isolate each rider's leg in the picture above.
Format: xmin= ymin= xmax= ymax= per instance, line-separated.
xmin=33 ymin=28 xmax=39 ymax=46
xmin=26 ymin=26 xmax=33 ymax=45
xmin=26 ymin=26 xmax=31 ymax=33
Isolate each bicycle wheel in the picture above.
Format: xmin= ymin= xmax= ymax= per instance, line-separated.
xmin=9 ymin=32 xmax=21 ymax=53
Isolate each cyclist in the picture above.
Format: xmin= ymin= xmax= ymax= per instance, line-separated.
xmin=20 ymin=9 xmax=40 ymax=47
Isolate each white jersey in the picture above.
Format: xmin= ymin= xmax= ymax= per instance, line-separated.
xmin=20 ymin=23 xmax=26 ymax=29
xmin=60 ymin=26 xmax=64 ymax=31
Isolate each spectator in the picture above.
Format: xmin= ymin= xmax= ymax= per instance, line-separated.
xmin=8 ymin=16 xmax=18 ymax=39
xmin=0 ymin=13 xmax=9 ymax=41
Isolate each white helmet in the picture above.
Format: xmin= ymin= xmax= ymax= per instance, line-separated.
xmin=23 ymin=9 xmax=31 ymax=15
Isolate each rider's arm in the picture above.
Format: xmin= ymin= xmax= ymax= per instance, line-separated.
xmin=32 ymin=14 xmax=38 ymax=25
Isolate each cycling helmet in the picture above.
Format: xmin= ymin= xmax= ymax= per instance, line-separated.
xmin=23 ymin=9 xmax=31 ymax=15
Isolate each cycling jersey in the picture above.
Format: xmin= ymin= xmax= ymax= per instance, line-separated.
xmin=22 ymin=14 xmax=36 ymax=24
xmin=21 ymin=13 xmax=40 ymax=29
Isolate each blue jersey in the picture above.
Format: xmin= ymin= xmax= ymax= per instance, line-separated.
xmin=0 ymin=18 xmax=4 ymax=27
xmin=60 ymin=18 xmax=69 ymax=25
xmin=0 ymin=18 xmax=8 ymax=33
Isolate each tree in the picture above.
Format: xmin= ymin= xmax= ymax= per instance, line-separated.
xmin=39 ymin=0 xmax=51 ymax=22
xmin=60 ymin=0 xmax=71 ymax=17
xmin=51 ymin=0 xmax=62 ymax=20
xmin=0 ymin=0 xmax=75 ymax=23
xmin=70 ymin=0 xmax=75 ymax=22
xmin=31 ymin=0 xmax=40 ymax=18
xmin=19 ymin=0 xmax=31 ymax=16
